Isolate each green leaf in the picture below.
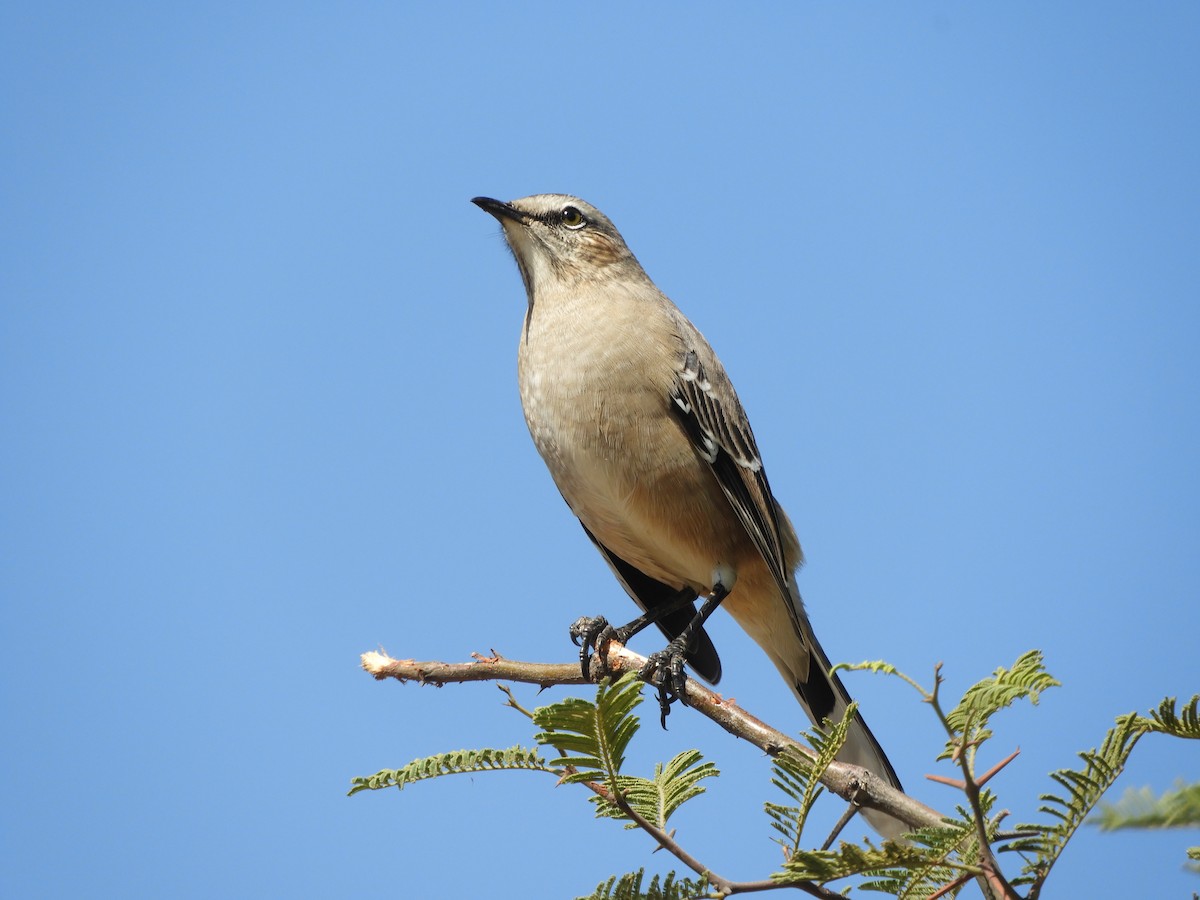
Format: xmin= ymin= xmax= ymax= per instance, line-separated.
xmin=1142 ymin=695 xmax=1200 ymax=739
xmin=591 ymin=750 xmax=718 ymax=829
xmin=576 ymin=869 xmax=710 ymax=900
xmin=836 ymin=659 xmax=901 ymax=677
xmin=777 ymin=797 xmax=1002 ymax=896
xmin=1092 ymin=781 xmax=1200 ymax=830
xmin=940 ymin=650 xmax=1060 ymax=762
xmin=532 ymin=672 xmax=644 ymax=789
xmin=348 ymin=745 xmax=549 ymax=796
xmin=1005 ymin=711 xmax=1147 ymax=896
xmin=777 ymin=838 xmax=938 ymax=884
xmin=764 ymin=707 xmax=851 ymax=856
xmin=861 ymin=816 xmax=985 ymax=897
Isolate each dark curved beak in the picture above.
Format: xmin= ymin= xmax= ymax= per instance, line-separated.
xmin=472 ymin=196 xmax=526 ymax=224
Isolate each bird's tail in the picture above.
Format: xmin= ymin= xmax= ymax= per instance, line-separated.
xmin=768 ymin=577 xmax=908 ymax=841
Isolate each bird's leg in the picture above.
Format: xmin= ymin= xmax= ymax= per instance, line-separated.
xmin=569 ymin=588 xmax=699 ymax=680
xmin=641 ymin=565 xmax=736 ymax=726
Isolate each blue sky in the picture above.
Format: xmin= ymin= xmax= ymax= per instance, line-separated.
xmin=2 ymin=4 xmax=1197 ymax=897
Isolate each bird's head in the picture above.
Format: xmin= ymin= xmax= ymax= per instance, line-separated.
xmin=472 ymin=194 xmax=641 ymax=297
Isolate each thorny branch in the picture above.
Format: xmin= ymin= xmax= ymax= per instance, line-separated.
xmin=926 ymin=665 xmax=1019 ymax=900
xmin=361 ymin=644 xmax=944 ymax=835
xmin=363 ymin=645 xmax=915 ymax=897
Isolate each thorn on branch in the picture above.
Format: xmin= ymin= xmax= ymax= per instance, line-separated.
xmin=976 ymin=748 xmax=1021 ymax=788
xmin=927 ymin=873 xmax=974 ymax=899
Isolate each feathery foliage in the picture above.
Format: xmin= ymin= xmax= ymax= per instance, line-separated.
xmin=347 ymin=745 xmax=549 ymax=795
xmin=1142 ymin=694 xmax=1200 ymax=739
xmin=774 ymin=795 xmax=1003 ymax=895
xmin=1005 ymin=711 xmax=1146 ymax=894
xmin=531 ymin=674 xmax=716 ymax=829
xmin=1007 ymin=696 xmax=1200 ymax=891
xmin=763 ymin=708 xmax=851 ymax=856
xmin=532 ymin=672 xmax=644 ymax=788
xmin=591 ymin=749 xmax=718 ymax=829
xmin=1093 ymin=781 xmax=1200 ymax=830
xmin=528 ymin=675 xmax=718 ymax=893
xmin=939 ymin=650 xmax=1060 ymax=763
xmin=777 ymin=838 xmax=938 ymax=884
xmin=577 ymin=869 xmax=710 ymax=900
xmin=357 ymin=653 xmax=1197 ymax=897
xmin=856 ymin=797 xmax=1003 ymax=897
xmin=1090 ymin=775 xmax=1200 ymax=876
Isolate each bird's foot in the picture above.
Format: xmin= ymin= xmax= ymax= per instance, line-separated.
xmin=639 ymin=639 xmax=690 ymax=728
xmin=569 ymin=615 xmax=629 ymax=681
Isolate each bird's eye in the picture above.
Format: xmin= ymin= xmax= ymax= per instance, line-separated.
xmin=561 ymin=206 xmax=586 ymax=229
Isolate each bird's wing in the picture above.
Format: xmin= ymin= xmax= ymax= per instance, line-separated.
xmin=669 ymin=340 xmax=793 ymax=599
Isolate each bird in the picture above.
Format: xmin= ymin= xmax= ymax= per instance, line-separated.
xmin=473 ymin=193 xmax=905 ymax=838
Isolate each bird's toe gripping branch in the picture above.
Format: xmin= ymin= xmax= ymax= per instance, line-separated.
xmin=571 ymin=570 xmax=733 ymax=727
xmin=569 ymin=615 xmax=622 ymax=680
xmin=569 ymin=589 xmax=698 ymax=682
xmin=569 ymin=614 xmax=689 ymax=727
xmin=639 ymin=639 xmax=691 ymax=727
xmin=641 ymin=571 xmax=734 ymax=726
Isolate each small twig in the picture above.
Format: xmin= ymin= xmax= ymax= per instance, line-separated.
xmin=820 ymin=801 xmax=861 ymax=851
xmin=610 ymin=792 xmax=850 ymax=897
xmin=721 ymin=880 xmax=834 ymax=896
xmin=605 ymin=789 xmax=728 ymax=893
xmin=564 ymin=754 xmax=837 ymax=897
xmin=496 ymin=684 xmax=536 ymax=719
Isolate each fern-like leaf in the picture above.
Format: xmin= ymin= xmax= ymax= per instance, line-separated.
xmin=939 ymin=650 xmax=1060 ymax=762
xmin=591 ymin=750 xmax=718 ymax=829
xmin=777 ymin=839 xmax=939 ymax=884
xmin=858 ymin=795 xmax=1002 ymax=897
xmin=1143 ymin=695 xmax=1200 ymax=739
xmin=1092 ymin=781 xmax=1200 ymax=830
xmin=1005 ymin=711 xmax=1146 ymax=897
xmin=348 ymin=745 xmax=549 ymax=796
xmin=533 ymin=672 xmax=644 ymax=788
xmin=577 ymin=869 xmax=710 ymax=900
xmin=764 ymin=707 xmax=851 ymax=855
xmin=836 ymin=659 xmax=901 ymax=677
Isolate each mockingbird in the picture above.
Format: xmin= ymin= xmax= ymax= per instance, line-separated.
xmin=474 ymin=193 xmax=905 ymax=838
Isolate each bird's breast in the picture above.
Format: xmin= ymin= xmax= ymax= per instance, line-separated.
xmin=515 ymin=293 xmax=741 ymax=589
xmin=518 ymin=298 xmax=672 ymax=481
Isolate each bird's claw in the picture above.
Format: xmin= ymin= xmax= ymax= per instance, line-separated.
xmin=639 ymin=640 xmax=690 ymax=728
xmin=569 ymin=616 xmax=617 ymax=680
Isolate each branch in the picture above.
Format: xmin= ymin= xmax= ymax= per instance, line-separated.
xmin=362 ymin=645 xmax=945 ymax=835
xmin=927 ymin=667 xmax=1018 ymax=900
xmin=592 ymin=776 xmax=841 ymax=898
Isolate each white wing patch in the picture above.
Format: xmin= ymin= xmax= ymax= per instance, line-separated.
xmin=670 ymin=344 xmax=789 ymax=595
xmin=674 ymin=349 xmax=762 ymax=473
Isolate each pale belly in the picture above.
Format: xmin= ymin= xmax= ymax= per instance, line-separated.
xmin=520 ymin=358 xmax=752 ymax=594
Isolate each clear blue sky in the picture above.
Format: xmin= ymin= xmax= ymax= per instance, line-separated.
xmin=3 ymin=4 xmax=1197 ymax=898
